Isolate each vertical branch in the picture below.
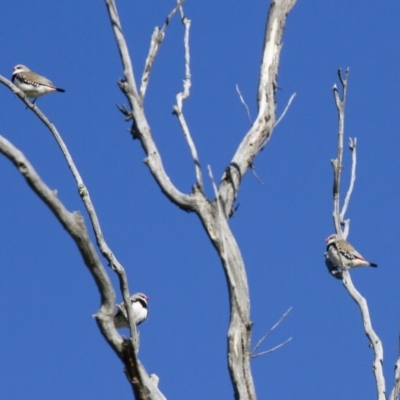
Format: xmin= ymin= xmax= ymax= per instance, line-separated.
xmin=329 ymin=71 xmax=386 ymax=399
xmin=331 ymin=68 xmax=349 ymax=236
xmin=340 ymin=137 xmax=357 ymax=238
xmin=342 ymin=271 xmax=386 ymax=400
xmin=390 ymin=329 xmax=400 ymax=400
xmin=173 ymin=14 xmax=204 ymax=191
xmin=106 ymin=1 xmax=296 ymax=399
xmin=140 ymin=0 xmax=186 ymax=99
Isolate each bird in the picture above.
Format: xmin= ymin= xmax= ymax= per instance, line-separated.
xmin=325 ymin=234 xmax=378 ymax=269
xmin=11 ymin=64 xmax=65 ymax=102
xmin=113 ymin=292 xmax=149 ymax=329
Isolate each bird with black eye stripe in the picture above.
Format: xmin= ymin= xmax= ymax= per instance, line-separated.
xmin=11 ymin=64 xmax=65 ymax=103
xmin=325 ymin=234 xmax=377 ymax=269
xmin=113 ymin=292 xmax=149 ymax=328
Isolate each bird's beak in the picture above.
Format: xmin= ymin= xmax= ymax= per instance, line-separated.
xmin=324 ymin=237 xmax=329 ymax=242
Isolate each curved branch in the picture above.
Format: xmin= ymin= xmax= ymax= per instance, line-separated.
xmin=342 ymin=271 xmax=386 ymax=400
xmin=218 ymin=0 xmax=297 ymax=217
xmin=0 ymin=73 xmax=141 ymax=355
xmin=173 ymin=16 xmax=204 ymax=191
xmin=0 ymin=135 xmax=166 ymax=400
xmin=105 ymin=0 xmax=199 ymax=211
xmin=0 ymin=135 xmax=120 ymax=354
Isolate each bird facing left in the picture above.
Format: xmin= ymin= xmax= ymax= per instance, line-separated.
xmin=11 ymin=64 xmax=65 ymax=102
xmin=113 ymin=292 xmax=149 ymax=329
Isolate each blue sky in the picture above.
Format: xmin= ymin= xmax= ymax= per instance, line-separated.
xmin=1 ymin=1 xmax=399 ymax=399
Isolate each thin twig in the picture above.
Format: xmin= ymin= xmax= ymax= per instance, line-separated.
xmin=250 ymin=164 xmax=265 ymax=185
xmin=173 ymin=15 xmax=204 ymax=191
xmin=251 ymin=337 xmax=292 ymax=358
xmin=251 ymin=307 xmax=292 ymax=355
xmin=259 ymin=92 xmax=296 ymax=152
xmin=274 ymin=92 xmax=296 ymax=129
xmin=140 ymin=0 xmax=186 ymax=99
xmin=340 ymin=137 xmax=357 ymax=226
xmin=236 ymin=84 xmax=252 ymax=125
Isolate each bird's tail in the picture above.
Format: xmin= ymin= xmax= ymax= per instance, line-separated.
xmin=369 ymin=262 xmax=378 ymax=268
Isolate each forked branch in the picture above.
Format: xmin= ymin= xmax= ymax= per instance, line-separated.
xmin=328 ymin=71 xmax=386 ymax=400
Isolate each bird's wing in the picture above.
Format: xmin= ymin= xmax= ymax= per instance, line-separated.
xmin=338 ymin=239 xmax=366 ymax=260
xmin=23 ymin=71 xmax=55 ymax=87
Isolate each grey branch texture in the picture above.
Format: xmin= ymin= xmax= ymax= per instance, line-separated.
xmin=0 ymin=77 xmax=165 ymax=398
xmin=105 ymin=0 xmax=296 ymax=399
xmin=329 ymin=70 xmax=386 ymax=400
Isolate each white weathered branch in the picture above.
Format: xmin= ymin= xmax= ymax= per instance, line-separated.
xmin=251 ymin=337 xmax=292 ymax=358
xmin=105 ymin=0 xmax=202 ymax=212
xmin=331 ymin=70 xmax=347 ymax=235
xmin=0 ymin=74 xmax=166 ymax=399
xmin=251 ymin=307 xmax=292 ymax=356
xmin=340 ymin=137 xmax=357 ymax=238
xmin=218 ymin=0 xmax=297 ymax=217
xmin=106 ymin=1 xmax=297 ymax=399
xmin=342 ymin=270 xmax=386 ymax=400
xmin=328 ymin=71 xmax=386 ymax=399
xmin=390 ymin=335 xmax=400 ymax=400
xmin=0 ymin=135 xmax=121 ymax=352
xmin=0 ymin=134 xmax=166 ymax=400
xmin=140 ymin=0 xmax=185 ymax=99
xmin=0 ymin=74 xmax=141 ymax=352
xmin=173 ymin=15 xmax=204 ymax=191
xmin=235 ymin=84 xmax=253 ymax=125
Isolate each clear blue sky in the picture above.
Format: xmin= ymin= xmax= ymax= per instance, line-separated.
xmin=1 ymin=1 xmax=399 ymax=399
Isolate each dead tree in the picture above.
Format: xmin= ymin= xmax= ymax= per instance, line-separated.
xmin=0 ymin=1 xmax=296 ymax=399
xmin=325 ymin=69 xmax=400 ymax=400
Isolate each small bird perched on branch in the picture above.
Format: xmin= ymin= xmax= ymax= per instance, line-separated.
xmin=113 ymin=292 xmax=149 ymax=328
xmin=325 ymin=234 xmax=378 ymax=269
xmin=11 ymin=64 xmax=65 ymax=102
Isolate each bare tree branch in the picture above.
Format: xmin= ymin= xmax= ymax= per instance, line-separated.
xmin=331 ymin=68 xmax=349 ymax=236
xmin=106 ymin=1 xmax=297 ymax=398
xmin=328 ymin=71 xmax=386 ymax=400
xmin=0 ymin=134 xmax=166 ymax=400
xmin=390 ymin=328 xmax=400 ymax=400
xmin=236 ymin=84 xmax=253 ymax=125
xmin=218 ymin=0 xmax=297 ymax=217
xmin=251 ymin=337 xmax=292 ymax=359
xmin=173 ymin=15 xmax=204 ymax=191
xmin=274 ymin=92 xmax=296 ymax=129
xmin=340 ymin=137 xmax=357 ymax=238
xmin=251 ymin=307 xmax=292 ymax=356
xmin=0 ymin=135 xmax=120 ymax=353
xmin=0 ymin=74 xmax=167 ymax=398
xmin=0 ymin=74 xmax=141 ymax=352
xmin=342 ymin=270 xmax=386 ymax=400
xmin=106 ymin=0 xmax=201 ymax=212
xmin=140 ymin=0 xmax=185 ymax=99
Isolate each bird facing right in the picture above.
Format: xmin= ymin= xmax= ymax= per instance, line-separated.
xmin=325 ymin=234 xmax=378 ymax=269
xmin=11 ymin=64 xmax=65 ymax=101
xmin=113 ymin=292 xmax=149 ymax=329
